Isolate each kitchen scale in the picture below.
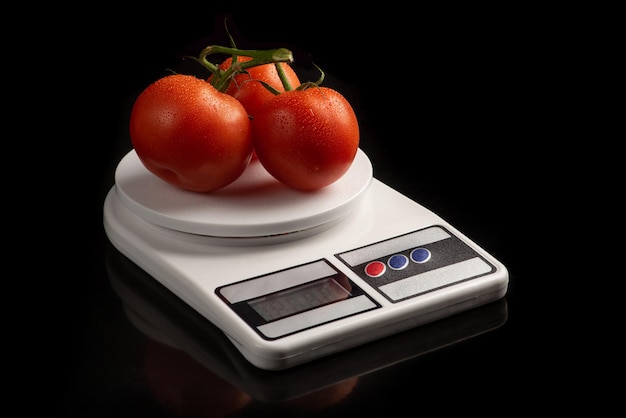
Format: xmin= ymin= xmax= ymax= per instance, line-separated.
xmin=103 ymin=147 xmax=509 ymax=370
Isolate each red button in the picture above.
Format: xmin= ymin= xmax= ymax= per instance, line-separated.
xmin=365 ymin=261 xmax=386 ymax=277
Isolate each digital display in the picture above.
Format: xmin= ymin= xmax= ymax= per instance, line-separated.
xmin=248 ymin=277 xmax=351 ymax=322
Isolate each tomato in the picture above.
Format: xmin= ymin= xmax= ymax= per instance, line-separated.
xmin=216 ymin=56 xmax=301 ymax=119
xmin=129 ymin=74 xmax=253 ymax=192
xmin=252 ymin=87 xmax=360 ymax=191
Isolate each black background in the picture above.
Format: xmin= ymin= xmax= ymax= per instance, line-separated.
xmin=32 ymin=5 xmax=598 ymax=416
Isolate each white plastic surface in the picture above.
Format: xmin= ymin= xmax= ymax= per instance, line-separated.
xmin=115 ymin=148 xmax=373 ymax=237
xmin=103 ymin=173 xmax=509 ymax=370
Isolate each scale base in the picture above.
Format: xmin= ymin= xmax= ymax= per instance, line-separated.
xmin=103 ymin=150 xmax=509 ymax=370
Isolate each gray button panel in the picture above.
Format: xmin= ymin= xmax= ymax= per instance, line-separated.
xmin=335 ymin=226 xmax=495 ymax=303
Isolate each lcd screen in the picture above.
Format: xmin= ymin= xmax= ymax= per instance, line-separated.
xmin=248 ymin=277 xmax=351 ymax=322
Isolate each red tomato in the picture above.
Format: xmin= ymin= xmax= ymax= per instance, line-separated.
xmin=129 ymin=74 xmax=253 ymax=192
xmin=252 ymin=87 xmax=360 ymax=191
xmin=217 ymin=56 xmax=301 ymax=119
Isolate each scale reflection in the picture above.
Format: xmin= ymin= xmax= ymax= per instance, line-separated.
xmin=105 ymin=243 xmax=508 ymax=415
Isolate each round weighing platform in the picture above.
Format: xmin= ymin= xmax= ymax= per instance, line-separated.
xmin=114 ymin=149 xmax=373 ymax=238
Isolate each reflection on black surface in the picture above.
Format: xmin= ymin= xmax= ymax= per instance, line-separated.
xmin=105 ymin=242 xmax=507 ymax=413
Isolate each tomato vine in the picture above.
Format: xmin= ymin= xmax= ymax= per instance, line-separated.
xmin=186 ymin=45 xmax=294 ymax=92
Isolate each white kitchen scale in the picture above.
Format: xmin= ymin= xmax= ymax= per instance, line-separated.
xmin=103 ymin=148 xmax=509 ymax=370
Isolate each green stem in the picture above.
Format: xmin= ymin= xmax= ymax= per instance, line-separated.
xmin=295 ymin=63 xmax=325 ymax=91
xmin=195 ymin=45 xmax=294 ymax=92
xmin=274 ymin=62 xmax=295 ymax=91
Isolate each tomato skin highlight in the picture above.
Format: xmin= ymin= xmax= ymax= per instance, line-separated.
xmin=252 ymin=87 xmax=360 ymax=191
xmin=129 ymin=74 xmax=253 ymax=192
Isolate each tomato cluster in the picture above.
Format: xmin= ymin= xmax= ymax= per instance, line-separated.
xmin=129 ymin=43 xmax=359 ymax=193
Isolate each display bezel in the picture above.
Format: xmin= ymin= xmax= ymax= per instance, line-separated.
xmin=218 ymin=259 xmax=379 ymax=339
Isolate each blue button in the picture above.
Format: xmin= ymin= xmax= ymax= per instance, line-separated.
xmin=388 ymin=254 xmax=409 ymax=270
xmin=410 ymin=248 xmax=431 ymax=263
